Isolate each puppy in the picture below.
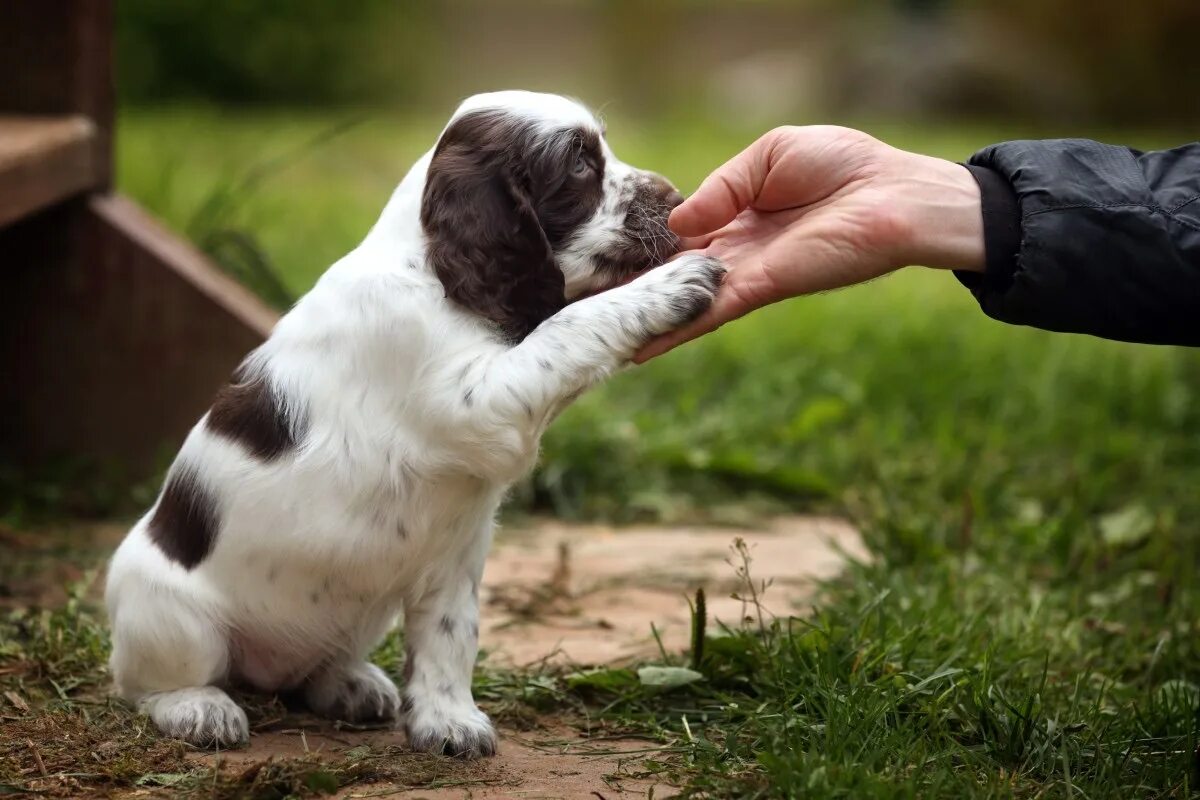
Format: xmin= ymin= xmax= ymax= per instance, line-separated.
xmin=105 ymin=91 xmax=725 ymax=756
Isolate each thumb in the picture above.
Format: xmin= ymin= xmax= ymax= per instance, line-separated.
xmin=669 ymin=136 xmax=771 ymax=237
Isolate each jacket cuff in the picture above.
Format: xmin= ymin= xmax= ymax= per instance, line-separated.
xmin=955 ymin=164 xmax=1020 ymax=292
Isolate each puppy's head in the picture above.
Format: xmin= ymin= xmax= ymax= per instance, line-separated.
xmin=420 ymin=91 xmax=683 ymax=341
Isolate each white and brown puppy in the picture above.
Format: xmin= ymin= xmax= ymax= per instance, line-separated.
xmin=104 ymin=91 xmax=724 ymax=756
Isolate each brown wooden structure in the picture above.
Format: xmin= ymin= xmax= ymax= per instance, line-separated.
xmin=0 ymin=2 xmax=278 ymax=482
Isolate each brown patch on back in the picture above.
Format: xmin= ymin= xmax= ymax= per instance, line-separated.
xmin=148 ymin=468 xmax=220 ymax=569
xmin=207 ymin=362 xmax=298 ymax=461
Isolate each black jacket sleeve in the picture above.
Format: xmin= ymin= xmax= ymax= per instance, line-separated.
xmin=955 ymin=139 xmax=1200 ymax=346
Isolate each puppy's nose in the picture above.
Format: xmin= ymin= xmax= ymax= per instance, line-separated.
xmin=645 ymin=174 xmax=684 ymax=209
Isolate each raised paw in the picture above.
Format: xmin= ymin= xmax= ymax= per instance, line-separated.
xmin=404 ymin=693 xmax=497 ymax=758
xmin=305 ymin=662 xmax=401 ymax=724
xmin=141 ymin=686 xmax=249 ymax=748
xmin=645 ymin=254 xmax=726 ymax=330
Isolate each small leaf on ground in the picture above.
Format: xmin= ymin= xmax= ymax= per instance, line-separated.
xmin=637 ymin=666 xmax=704 ymax=689
xmin=1099 ymin=505 xmax=1155 ymax=546
xmin=565 ymin=668 xmax=638 ymax=691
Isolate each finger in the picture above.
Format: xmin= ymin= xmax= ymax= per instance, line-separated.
xmin=677 ymin=233 xmax=717 ymax=252
xmin=668 ymin=135 xmax=773 ymax=237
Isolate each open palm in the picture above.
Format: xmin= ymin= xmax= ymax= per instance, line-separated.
xmin=636 ymin=126 xmax=982 ymax=361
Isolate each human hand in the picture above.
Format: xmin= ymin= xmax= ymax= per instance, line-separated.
xmin=635 ymin=126 xmax=985 ymax=361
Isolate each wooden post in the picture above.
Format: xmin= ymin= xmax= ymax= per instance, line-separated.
xmin=0 ymin=1 xmax=114 ymax=189
xmin=0 ymin=1 xmax=278 ymax=482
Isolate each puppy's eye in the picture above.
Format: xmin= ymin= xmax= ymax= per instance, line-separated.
xmin=571 ymin=153 xmax=592 ymax=178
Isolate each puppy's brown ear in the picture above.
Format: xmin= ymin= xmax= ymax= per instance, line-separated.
xmin=421 ymin=110 xmax=566 ymax=342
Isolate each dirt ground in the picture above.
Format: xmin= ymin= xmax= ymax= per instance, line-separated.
xmin=481 ymin=516 xmax=865 ymax=667
xmin=189 ymin=725 xmax=673 ymax=799
xmin=4 ymin=516 xmax=865 ymax=799
xmin=198 ymin=516 xmax=864 ymax=799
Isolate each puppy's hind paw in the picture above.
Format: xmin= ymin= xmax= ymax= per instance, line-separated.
xmin=141 ymin=686 xmax=249 ymax=748
xmin=305 ymin=661 xmax=401 ymax=724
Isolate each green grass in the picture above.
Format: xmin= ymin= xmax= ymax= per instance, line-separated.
xmin=14 ymin=107 xmax=1182 ymax=797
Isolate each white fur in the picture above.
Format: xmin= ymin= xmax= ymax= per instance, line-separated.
xmin=105 ymin=91 xmax=723 ymax=755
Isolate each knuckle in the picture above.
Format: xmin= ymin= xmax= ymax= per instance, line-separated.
xmin=767 ymin=124 xmax=802 ymax=141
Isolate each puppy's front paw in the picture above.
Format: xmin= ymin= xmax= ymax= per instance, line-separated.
xmin=142 ymin=686 xmax=249 ymax=748
xmin=647 ymin=254 xmax=726 ymax=330
xmin=305 ymin=662 xmax=401 ymax=724
xmin=404 ymin=694 xmax=497 ymax=758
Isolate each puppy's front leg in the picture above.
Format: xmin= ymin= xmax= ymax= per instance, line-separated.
xmin=531 ymin=253 xmax=725 ymax=384
xmin=402 ymin=564 xmax=494 ymax=757
xmin=468 ymin=254 xmax=725 ymax=420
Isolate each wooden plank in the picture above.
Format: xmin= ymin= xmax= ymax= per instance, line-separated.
xmin=0 ymin=115 xmax=98 ymax=228
xmin=0 ymin=1 xmax=113 ymax=189
xmin=0 ymin=195 xmax=279 ymax=477
xmin=88 ymin=194 xmax=280 ymax=339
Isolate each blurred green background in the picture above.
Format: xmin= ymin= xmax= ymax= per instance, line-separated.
xmin=110 ymin=0 xmax=1200 ymax=524
xmin=117 ymin=0 xmax=1199 ymax=126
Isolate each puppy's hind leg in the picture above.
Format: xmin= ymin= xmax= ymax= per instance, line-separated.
xmin=107 ymin=578 xmax=247 ymax=748
xmin=305 ymin=661 xmax=401 ymax=724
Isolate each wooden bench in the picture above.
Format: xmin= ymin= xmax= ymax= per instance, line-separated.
xmin=0 ymin=2 xmax=278 ymax=482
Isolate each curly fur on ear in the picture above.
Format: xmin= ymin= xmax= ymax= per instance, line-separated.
xmin=421 ymin=110 xmax=567 ymax=342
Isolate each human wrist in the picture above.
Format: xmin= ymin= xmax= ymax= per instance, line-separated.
xmin=893 ymin=154 xmax=986 ymax=273
xmin=960 ymin=163 xmax=1020 ymax=284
